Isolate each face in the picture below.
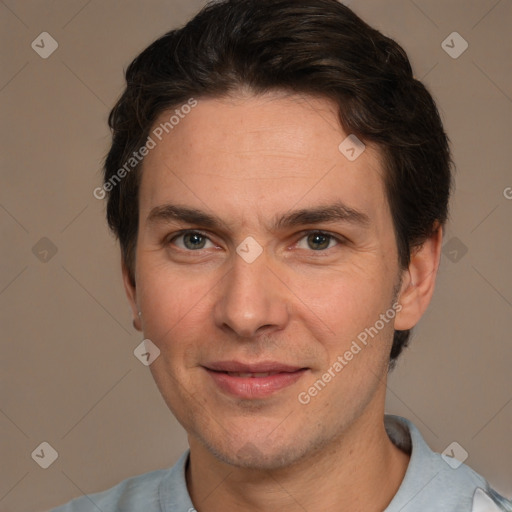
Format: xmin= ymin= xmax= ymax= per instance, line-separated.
xmin=126 ymin=92 xmax=407 ymax=469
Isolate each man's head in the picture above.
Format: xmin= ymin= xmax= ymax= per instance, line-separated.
xmin=104 ymin=0 xmax=452 ymax=368
xmin=102 ymin=0 xmax=450 ymax=469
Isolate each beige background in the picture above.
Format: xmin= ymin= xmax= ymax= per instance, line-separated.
xmin=1 ymin=0 xmax=511 ymax=510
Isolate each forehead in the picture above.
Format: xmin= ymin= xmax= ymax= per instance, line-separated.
xmin=139 ymin=92 xmax=389 ymax=229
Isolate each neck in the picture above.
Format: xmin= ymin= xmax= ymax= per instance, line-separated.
xmin=186 ymin=400 xmax=410 ymax=512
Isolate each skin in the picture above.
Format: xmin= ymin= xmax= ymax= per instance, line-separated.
xmin=123 ymin=91 xmax=443 ymax=511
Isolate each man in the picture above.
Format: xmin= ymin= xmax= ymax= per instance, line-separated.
xmin=50 ymin=0 xmax=511 ymax=510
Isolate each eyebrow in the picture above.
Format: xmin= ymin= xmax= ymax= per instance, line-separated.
xmin=147 ymin=201 xmax=371 ymax=232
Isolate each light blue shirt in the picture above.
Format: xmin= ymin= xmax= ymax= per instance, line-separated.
xmin=45 ymin=415 xmax=511 ymax=511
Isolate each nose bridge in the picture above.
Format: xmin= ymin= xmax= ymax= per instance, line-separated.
xmin=214 ymin=248 xmax=289 ymax=338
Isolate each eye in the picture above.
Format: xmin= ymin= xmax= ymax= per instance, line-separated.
xmin=169 ymin=231 xmax=216 ymax=251
xmin=295 ymin=231 xmax=342 ymax=251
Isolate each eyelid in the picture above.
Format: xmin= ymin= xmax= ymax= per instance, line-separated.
xmin=292 ymin=230 xmax=345 ymax=249
xmin=167 ymin=228 xmax=210 ymax=241
xmin=166 ymin=229 xmax=216 ymax=249
xmin=295 ymin=229 xmax=345 ymax=240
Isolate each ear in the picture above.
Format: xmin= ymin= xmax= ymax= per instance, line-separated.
xmin=122 ymin=258 xmax=142 ymax=331
xmin=394 ymin=223 xmax=443 ymax=331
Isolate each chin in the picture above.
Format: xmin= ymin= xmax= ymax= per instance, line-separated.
xmin=196 ymin=428 xmax=330 ymax=471
xmin=213 ymin=443 xmax=302 ymax=470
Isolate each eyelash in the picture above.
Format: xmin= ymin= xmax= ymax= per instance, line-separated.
xmin=166 ymin=230 xmax=345 ymax=254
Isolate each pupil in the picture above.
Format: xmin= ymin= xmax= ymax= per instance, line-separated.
xmin=309 ymin=233 xmax=329 ymax=250
xmin=185 ymin=233 xmax=205 ymax=249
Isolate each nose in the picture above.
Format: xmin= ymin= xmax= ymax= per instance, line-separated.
xmin=213 ymin=250 xmax=290 ymax=339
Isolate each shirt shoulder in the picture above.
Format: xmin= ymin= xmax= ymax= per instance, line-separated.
xmin=384 ymin=415 xmax=511 ymax=512
xmin=44 ymin=468 xmax=169 ymax=512
xmin=43 ymin=451 xmax=192 ymax=512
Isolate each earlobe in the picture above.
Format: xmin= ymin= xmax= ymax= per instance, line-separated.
xmin=122 ymin=258 xmax=142 ymax=331
xmin=132 ymin=311 xmax=142 ymax=331
xmin=394 ymin=224 xmax=443 ymax=331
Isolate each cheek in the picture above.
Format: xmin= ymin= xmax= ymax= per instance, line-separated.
xmin=297 ymin=265 xmax=392 ymax=343
xmin=136 ymin=262 xmax=211 ymax=353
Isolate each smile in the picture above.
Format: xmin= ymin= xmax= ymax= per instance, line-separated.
xmin=203 ymin=364 xmax=309 ymax=399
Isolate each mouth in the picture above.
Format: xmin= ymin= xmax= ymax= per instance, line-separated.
xmin=203 ymin=361 xmax=309 ymax=399
xmin=222 ymin=371 xmax=287 ymax=378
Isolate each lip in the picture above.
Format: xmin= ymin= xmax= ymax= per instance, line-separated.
xmin=205 ymin=360 xmax=304 ymax=373
xmin=203 ymin=361 xmax=308 ymax=399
